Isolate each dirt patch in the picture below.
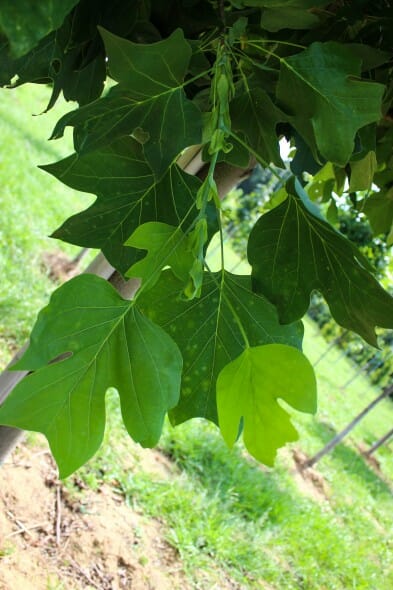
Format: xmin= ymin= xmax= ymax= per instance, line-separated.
xmin=41 ymin=250 xmax=88 ymax=283
xmin=290 ymin=448 xmax=330 ymax=502
xmin=356 ymin=441 xmax=382 ymax=472
xmin=0 ymin=442 xmax=190 ymax=590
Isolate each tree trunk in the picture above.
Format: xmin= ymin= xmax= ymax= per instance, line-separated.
xmin=304 ymin=386 xmax=392 ymax=468
xmin=364 ymin=426 xmax=393 ymax=456
xmin=0 ymin=149 xmax=256 ymax=464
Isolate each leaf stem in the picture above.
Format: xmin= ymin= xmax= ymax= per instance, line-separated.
xmin=245 ymin=38 xmax=306 ymax=50
xmin=228 ymin=129 xmax=289 ymax=184
xmin=244 ymin=41 xmax=282 ymax=62
xmin=182 ymin=67 xmax=215 ymax=90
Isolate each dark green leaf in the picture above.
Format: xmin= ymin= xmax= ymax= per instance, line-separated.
xmin=230 ymin=0 xmax=319 ymax=5
xmin=0 ymin=35 xmax=14 ymax=85
xmin=346 ymin=44 xmax=391 ymax=72
xmin=231 ymin=86 xmax=284 ymax=167
xmin=248 ymin=178 xmax=393 ymax=345
xmin=0 ymin=0 xmax=78 ymax=57
xmin=217 ymin=344 xmax=316 ymax=465
xmin=261 ymin=5 xmax=324 ymax=32
xmin=0 ymin=275 xmax=182 ymax=477
xmin=277 ymin=42 xmax=385 ymax=166
xmin=291 ymin=130 xmax=323 ymax=176
xmin=138 ymin=270 xmax=304 ymax=424
xmin=364 ymin=188 xmax=393 ymax=241
xmin=207 ymin=137 xmax=251 ymax=168
xmin=349 ymin=151 xmax=377 ymax=192
xmin=51 ymin=28 xmax=202 ymax=177
xmin=43 ymin=137 xmax=204 ymax=274
xmin=8 ymin=0 xmax=141 ymax=108
xmin=49 ymin=53 xmax=106 ymax=110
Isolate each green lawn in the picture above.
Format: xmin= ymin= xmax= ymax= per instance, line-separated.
xmin=0 ymin=84 xmax=94 ymax=366
xmin=1 ymin=84 xmax=393 ymax=589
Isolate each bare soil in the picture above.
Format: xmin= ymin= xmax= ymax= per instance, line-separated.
xmin=0 ymin=442 xmax=190 ymax=590
xmin=290 ymin=448 xmax=330 ymax=502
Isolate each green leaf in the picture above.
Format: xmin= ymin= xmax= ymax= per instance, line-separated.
xmin=306 ymin=162 xmax=337 ymax=202
xmin=7 ymin=0 xmax=141 ymax=109
xmin=43 ymin=137 xmax=204 ymax=274
xmin=230 ymin=0 xmax=322 ymax=5
xmin=229 ymin=0 xmax=328 ymax=28
xmin=231 ymin=86 xmax=284 ymax=167
xmin=51 ymin=28 xmax=202 ymax=177
xmin=126 ymin=219 xmax=208 ymax=299
xmin=291 ymin=130 xmax=323 ymax=176
xmin=126 ymin=222 xmax=195 ymax=289
xmin=0 ymin=275 xmax=182 ymax=477
xmin=277 ymin=42 xmax=385 ymax=166
xmin=349 ymin=151 xmax=377 ymax=192
xmin=248 ymin=178 xmax=393 ymax=345
xmin=261 ymin=3 xmax=326 ymax=32
xmin=346 ymin=44 xmax=391 ymax=72
xmin=364 ymin=188 xmax=393 ymax=240
xmin=138 ymin=270 xmax=304 ymax=424
xmin=0 ymin=0 xmax=78 ymax=57
xmin=217 ymin=344 xmax=316 ymax=465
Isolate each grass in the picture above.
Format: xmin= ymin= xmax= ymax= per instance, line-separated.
xmin=1 ymin=83 xmax=393 ymax=589
xmin=0 ymin=84 xmax=94 ymax=366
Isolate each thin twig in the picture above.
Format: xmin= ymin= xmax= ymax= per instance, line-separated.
xmin=6 ymin=510 xmax=34 ymax=538
xmin=68 ymin=557 xmax=101 ymax=590
xmin=5 ymin=522 xmax=46 ymax=539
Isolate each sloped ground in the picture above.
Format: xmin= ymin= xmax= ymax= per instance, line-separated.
xmin=0 ymin=442 xmax=190 ymax=590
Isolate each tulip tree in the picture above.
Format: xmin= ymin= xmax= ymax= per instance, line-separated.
xmin=0 ymin=0 xmax=393 ymax=477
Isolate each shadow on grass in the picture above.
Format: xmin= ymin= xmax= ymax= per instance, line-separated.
xmin=158 ymin=423 xmax=303 ymax=524
xmin=308 ymin=419 xmax=393 ymax=498
xmin=1 ymin=110 xmax=62 ymax=160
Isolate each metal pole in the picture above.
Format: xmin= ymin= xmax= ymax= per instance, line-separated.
xmin=304 ymin=386 xmax=392 ymax=468
xmin=365 ymin=426 xmax=393 ymax=456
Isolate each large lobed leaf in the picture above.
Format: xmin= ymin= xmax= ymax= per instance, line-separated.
xmin=51 ymin=28 xmax=202 ymax=177
xmin=248 ymin=178 xmax=393 ymax=345
xmin=0 ymin=275 xmax=182 ymax=477
xmin=138 ymin=270 xmax=304 ymax=424
xmin=43 ymin=136 xmax=204 ymax=274
xmin=277 ymin=42 xmax=384 ymax=166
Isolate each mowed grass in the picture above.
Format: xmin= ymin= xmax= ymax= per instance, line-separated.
xmin=0 ymin=84 xmax=94 ymax=366
xmin=1 ymin=84 xmax=393 ymax=589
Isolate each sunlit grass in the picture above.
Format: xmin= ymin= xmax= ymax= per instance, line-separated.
xmin=0 ymin=84 xmax=93 ymax=366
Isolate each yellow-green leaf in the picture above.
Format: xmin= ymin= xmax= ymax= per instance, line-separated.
xmin=217 ymin=344 xmax=317 ymax=465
